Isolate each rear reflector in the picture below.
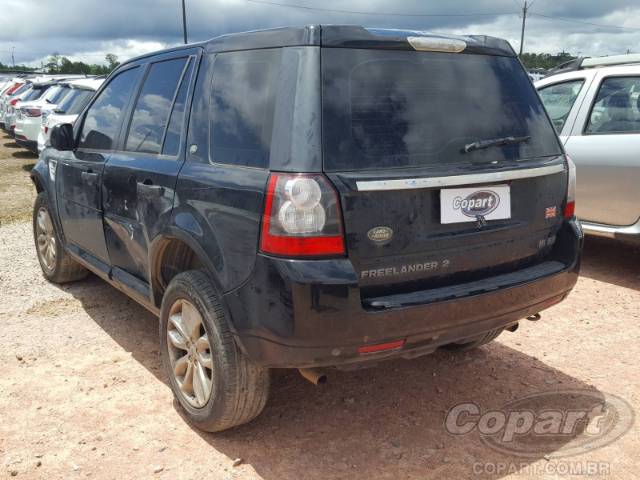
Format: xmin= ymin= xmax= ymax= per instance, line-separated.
xmin=358 ymin=339 xmax=405 ymax=354
xmin=563 ymin=201 xmax=575 ymax=219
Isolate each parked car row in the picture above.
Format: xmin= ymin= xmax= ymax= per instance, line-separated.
xmin=0 ymin=74 xmax=103 ymax=153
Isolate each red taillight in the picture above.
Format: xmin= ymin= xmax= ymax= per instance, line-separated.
xmin=25 ymin=107 xmax=42 ymax=117
xmin=10 ymin=98 xmax=18 ymax=106
xmin=358 ymin=339 xmax=406 ymax=354
xmin=260 ymin=173 xmax=346 ymax=257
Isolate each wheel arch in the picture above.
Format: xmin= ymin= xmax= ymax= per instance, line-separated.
xmin=149 ymin=226 xmax=226 ymax=309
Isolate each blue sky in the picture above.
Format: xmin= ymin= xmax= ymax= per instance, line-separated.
xmin=2 ymin=0 xmax=640 ymax=66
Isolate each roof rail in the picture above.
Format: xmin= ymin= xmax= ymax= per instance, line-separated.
xmin=545 ymin=53 xmax=640 ymax=78
xmin=581 ymin=53 xmax=640 ymax=68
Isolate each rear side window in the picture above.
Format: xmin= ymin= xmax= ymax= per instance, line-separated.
xmin=125 ymin=57 xmax=188 ymax=154
xmin=79 ymin=67 xmax=140 ymax=150
xmin=538 ymin=80 xmax=584 ymax=133
xmin=322 ymin=49 xmax=562 ymax=171
xmin=162 ymin=58 xmax=195 ymax=156
xmin=585 ymin=76 xmax=640 ymax=134
xmin=209 ymin=49 xmax=280 ymax=168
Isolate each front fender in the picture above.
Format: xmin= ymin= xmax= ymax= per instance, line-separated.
xmin=30 ymin=157 xmax=66 ymax=243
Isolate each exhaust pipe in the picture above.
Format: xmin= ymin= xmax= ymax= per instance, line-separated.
xmin=526 ymin=313 xmax=541 ymax=321
xmin=298 ymin=368 xmax=327 ymax=385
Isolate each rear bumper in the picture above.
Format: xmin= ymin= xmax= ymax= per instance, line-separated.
xmin=581 ymin=218 xmax=640 ymax=243
xmin=225 ymin=220 xmax=582 ymax=368
xmin=15 ymin=136 xmax=37 ymax=153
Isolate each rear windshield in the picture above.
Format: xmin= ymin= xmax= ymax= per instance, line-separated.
xmin=46 ymin=85 xmax=71 ymax=105
xmin=23 ymin=86 xmax=46 ymax=101
xmin=322 ymin=48 xmax=562 ymax=171
xmin=57 ymin=88 xmax=94 ymax=115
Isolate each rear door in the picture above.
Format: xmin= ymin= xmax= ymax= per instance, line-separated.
xmin=102 ymin=51 xmax=199 ymax=286
xmin=563 ymin=72 xmax=640 ymax=226
xmin=321 ymin=48 xmax=568 ymax=297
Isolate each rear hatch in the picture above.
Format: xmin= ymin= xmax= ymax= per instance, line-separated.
xmin=320 ymin=39 xmax=568 ymax=302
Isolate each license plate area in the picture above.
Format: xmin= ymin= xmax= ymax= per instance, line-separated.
xmin=440 ymin=184 xmax=511 ymax=224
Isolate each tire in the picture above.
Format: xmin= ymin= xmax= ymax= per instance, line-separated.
xmin=443 ymin=327 xmax=505 ymax=352
xmin=33 ymin=192 xmax=88 ymax=283
xmin=160 ymin=270 xmax=270 ymax=432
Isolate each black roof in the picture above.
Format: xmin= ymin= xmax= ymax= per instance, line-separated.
xmin=121 ymin=25 xmax=515 ymax=67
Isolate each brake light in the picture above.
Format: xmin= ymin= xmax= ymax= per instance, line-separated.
xmin=564 ymin=155 xmax=576 ymax=219
xmin=260 ymin=173 xmax=346 ymax=257
xmin=10 ymin=98 xmax=18 ymax=106
xmin=24 ymin=107 xmax=42 ymax=117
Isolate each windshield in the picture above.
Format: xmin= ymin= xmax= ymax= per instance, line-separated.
xmin=56 ymin=88 xmax=94 ymax=114
xmin=322 ymin=48 xmax=562 ymax=171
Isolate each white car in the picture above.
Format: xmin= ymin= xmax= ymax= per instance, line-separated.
xmin=2 ymin=84 xmax=38 ymax=136
xmin=0 ymin=80 xmax=29 ymax=131
xmin=14 ymin=82 xmax=72 ymax=152
xmin=37 ymin=78 xmax=103 ymax=153
xmin=535 ymin=53 xmax=640 ymax=241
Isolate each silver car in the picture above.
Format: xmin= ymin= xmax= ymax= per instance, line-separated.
xmin=536 ymin=55 xmax=640 ymax=241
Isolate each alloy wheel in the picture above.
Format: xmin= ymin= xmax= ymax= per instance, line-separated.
xmin=166 ymin=299 xmax=214 ymax=408
xmin=36 ymin=207 xmax=56 ymax=272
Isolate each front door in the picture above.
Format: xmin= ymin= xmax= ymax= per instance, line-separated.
xmin=56 ymin=66 xmax=142 ymax=269
xmin=102 ymin=53 xmax=198 ymax=284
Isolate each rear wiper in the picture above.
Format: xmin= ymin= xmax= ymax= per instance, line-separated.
xmin=462 ymin=135 xmax=530 ymax=154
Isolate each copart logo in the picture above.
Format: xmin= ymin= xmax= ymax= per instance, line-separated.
xmin=453 ymin=190 xmax=500 ymax=218
xmin=367 ymin=226 xmax=393 ymax=244
xmin=445 ymin=390 xmax=634 ymax=458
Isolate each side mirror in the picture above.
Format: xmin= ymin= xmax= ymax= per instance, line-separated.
xmin=50 ymin=123 xmax=75 ymax=151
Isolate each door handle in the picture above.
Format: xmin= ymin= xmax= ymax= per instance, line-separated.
xmin=81 ymin=171 xmax=98 ymax=186
xmin=137 ymin=181 xmax=165 ymax=198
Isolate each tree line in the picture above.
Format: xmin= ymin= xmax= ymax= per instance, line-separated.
xmin=0 ymin=53 xmax=120 ymax=75
xmin=1 ymin=50 xmax=577 ymax=76
xmin=519 ymin=52 xmax=577 ymax=70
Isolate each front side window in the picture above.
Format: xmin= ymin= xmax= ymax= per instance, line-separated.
xmin=209 ymin=49 xmax=280 ymax=168
xmin=125 ymin=57 xmax=188 ymax=154
xmin=78 ymin=67 xmax=140 ymax=150
xmin=538 ymin=80 xmax=585 ymax=133
xmin=585 ymin=76 xmax=640 ymax=134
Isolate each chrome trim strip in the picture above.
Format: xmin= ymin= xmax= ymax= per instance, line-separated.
xmin=355 ymin=164 xmax=566 ymax=191
xmin=580 ymin=218 xmax=640 ymax=239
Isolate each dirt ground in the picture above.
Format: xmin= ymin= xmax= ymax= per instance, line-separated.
xmin=1 ymin=132 xmax=639 ymax=479
xmin=0 ymin=134 xmax=37 ymax=225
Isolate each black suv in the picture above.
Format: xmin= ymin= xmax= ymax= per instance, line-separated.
xmin=31 ymin=26 xmax=582 ymax=431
